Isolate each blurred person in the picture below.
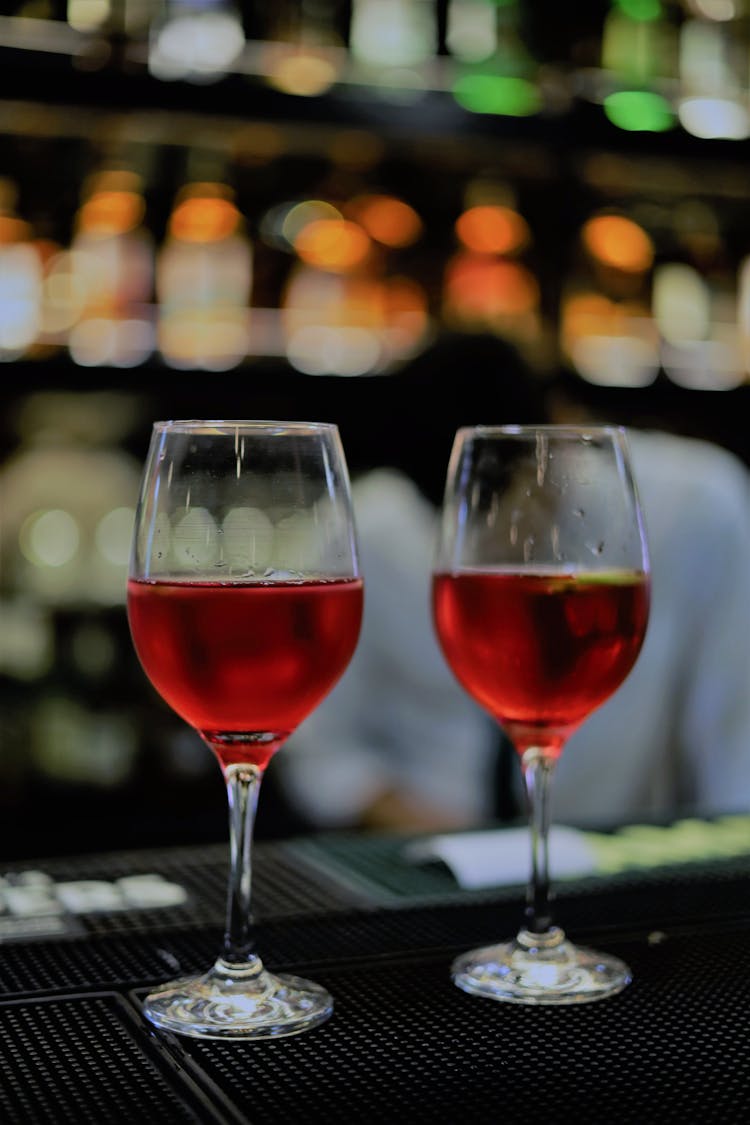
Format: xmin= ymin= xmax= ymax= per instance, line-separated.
xmin=273 ymin=333 xmax=750 ymax=833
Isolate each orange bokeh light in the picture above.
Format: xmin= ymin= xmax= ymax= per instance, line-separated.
xmin=445 ymin=254 xmax=539 ymax=317
xmin=582 ymin=215 xmax=654 ymax=273
xmin=294 ymin=219 xmax=371 ymax=272
xmin=78 ymin=191 xmax=145 ymax=236
xmin=350 ymin=195 xmax=423 ymax=248
xmin=170 ymin=195 xmax=241 ymax=243
xmin=455 ymin=205 xmax=530 ymax=255
xmin=561 ymin=291 xmax=653 ymax=346
xmin=0 ymin=215 xmax=31 ymax=243
xmin=263 ymin=43 xmax=340 ymax=97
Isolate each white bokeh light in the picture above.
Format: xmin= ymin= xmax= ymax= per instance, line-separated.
xmin=20 ymin=509 xmax=81 ymax=568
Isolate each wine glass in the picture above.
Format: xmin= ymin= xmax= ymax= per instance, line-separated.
xmin=127 ymin=421 xmax=363 ymax=1038
xmin=432 ymin=425 xmax=650 ymax=1004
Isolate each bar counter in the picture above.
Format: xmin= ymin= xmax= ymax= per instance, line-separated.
xmin=1 ymin=830 xmax=749 ymax=1124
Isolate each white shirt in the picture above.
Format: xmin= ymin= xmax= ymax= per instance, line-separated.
xmin=278 ymin=430 xmax=750 ymax=830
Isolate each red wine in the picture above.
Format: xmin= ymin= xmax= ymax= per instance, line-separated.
xmin=432 ymin=569 xmax=649 ymax=756
xmin=127 ymin=577 xmax=363 ymax=770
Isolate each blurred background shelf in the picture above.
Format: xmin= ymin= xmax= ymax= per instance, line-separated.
xmin=1 ymin=0 xmax=748 ymax=860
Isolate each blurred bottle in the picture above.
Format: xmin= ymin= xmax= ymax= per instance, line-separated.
xmin=653 ymin=198 xmax=745 ymax=389
xmin=450 ymin=0 xmax=544 ymax=118
xmin=0 ymin=179 xmax=44 ymax=363
xmin=677 ymin=9 xmax=750 ymax=139
xmin=560 ymin=209 xmax=660 ymax=387
xmin=599 ymin=0 xmax=678 ymax=132
xmin=66 ymin=168 xmax=155 ymax=367
xmin=442 ymin=177 xmax=545 ymax=365
xmin=280 ymin=193 xmax=383 ymax=374
xmin=446 ymin=0 xmax=499 ymax=65
xmin=156 ymin=176 xmax=252 ymax=370
xmin=148 ymin=0 xmax=246 ymax=83
xmin=0 ymin=392 xmax=148 ymax=856
xmin=259 ymin=0 xmax=346 ymax=97
xmin=349 ymin=0 xmax=438 ymax=96
xmin=277 ymin=169 xmax=431 ymax=375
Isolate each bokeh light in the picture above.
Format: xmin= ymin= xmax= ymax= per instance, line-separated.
xmin=348 ymin=195 xmax=423 ymax=248
xmin=263 ymin=43 xmax=341 ymax=97
xmin=171 ymin=507 xmax=220 ymax=571
xmin=283 ymin=201 xmax=342 ymax=247
xmin=158 ymin=308 xmax=249 ymax=371
xmin=613 ymin=0 xmax=664 ymax=21
xmin=294 ymin=219 xmax=371 ymax=272
xmin=446 ymin=0 xmax=498 ymax=63
xmin=169 ymin=186 xmax=242 ymax=243
xmin=455 ymin=205 xmax=530 ymax=255
xmin=349 ymin=0 xmax=436 ymax=68
xmin=561 ymin=292 xmax=660 ymax=386
xmin=20 ymin=509 xmax=81 ymax=568
xmin=286 ymin=325 xmax=382 ymax=376
xmin=222 ymin=507 xmax=274 ymax=572
xmin=94 ymin=507 xmax=136 ymax=567
xmin=149 ymin=5 xmax=246 ymax=84
xmin=445 ymin=254 xmax=540 ymax=319
xmin=652 ymin=262 xmax=710 ymax=343
xmin=0 ymin=242 xmax=42 ymax=359
xmin=67 ymin=0 xmax=111 ymax=33
xmin=77 ymin=171 xmax=146 ymax=236
xmin=452 ymin=73 xmax=542 ymax=117
xmin=260 ymin=200 xmax=341 ymax=252
xmin=582 ymin=215 xmax=655 ymax=273
xmin=69 ymin=318 xmax=154 ymax=368
xmin=603 ymin=90 xmax=675 ymax=132
xmin=678 ymin=97 xmax=750 ymax=140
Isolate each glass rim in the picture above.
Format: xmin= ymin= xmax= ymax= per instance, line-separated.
xmin=151 ymin=420 xmax=339 ymax=435
xmin=456 ymin=423 xmax=627 ymax=439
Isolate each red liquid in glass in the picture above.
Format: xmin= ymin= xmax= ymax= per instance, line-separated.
xmin=432 ymin=569 xmax=649 ymax=756
xmin=127 ymin=577 xmax=363 ymax=770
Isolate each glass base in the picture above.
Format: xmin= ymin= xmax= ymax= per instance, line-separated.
xmin=452 ymin=926 xmax=631 ymax=1006
xmin=143 ymin=957 xmax=333 ymax=1040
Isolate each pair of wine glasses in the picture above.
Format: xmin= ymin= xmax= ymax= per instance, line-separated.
xmin=127 ymin=419 xmax=650 ymax=1040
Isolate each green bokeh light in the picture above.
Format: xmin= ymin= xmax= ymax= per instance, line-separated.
xmin=604 ymin=90 xmax=675 ymax=132
xmin=613 ymin=0 xmax=663 ymax=21
xmin=453 ymin=74 xmax=542 ymax=117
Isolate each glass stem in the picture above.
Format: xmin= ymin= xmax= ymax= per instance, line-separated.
xmin=221 ymin=762 xmax=263 ymax=967
xmin=521 ymin=747 xmax=557 ymax=934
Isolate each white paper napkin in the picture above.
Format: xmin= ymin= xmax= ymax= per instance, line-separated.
xmin=405 ymin=826 xmax=599 ymax=890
